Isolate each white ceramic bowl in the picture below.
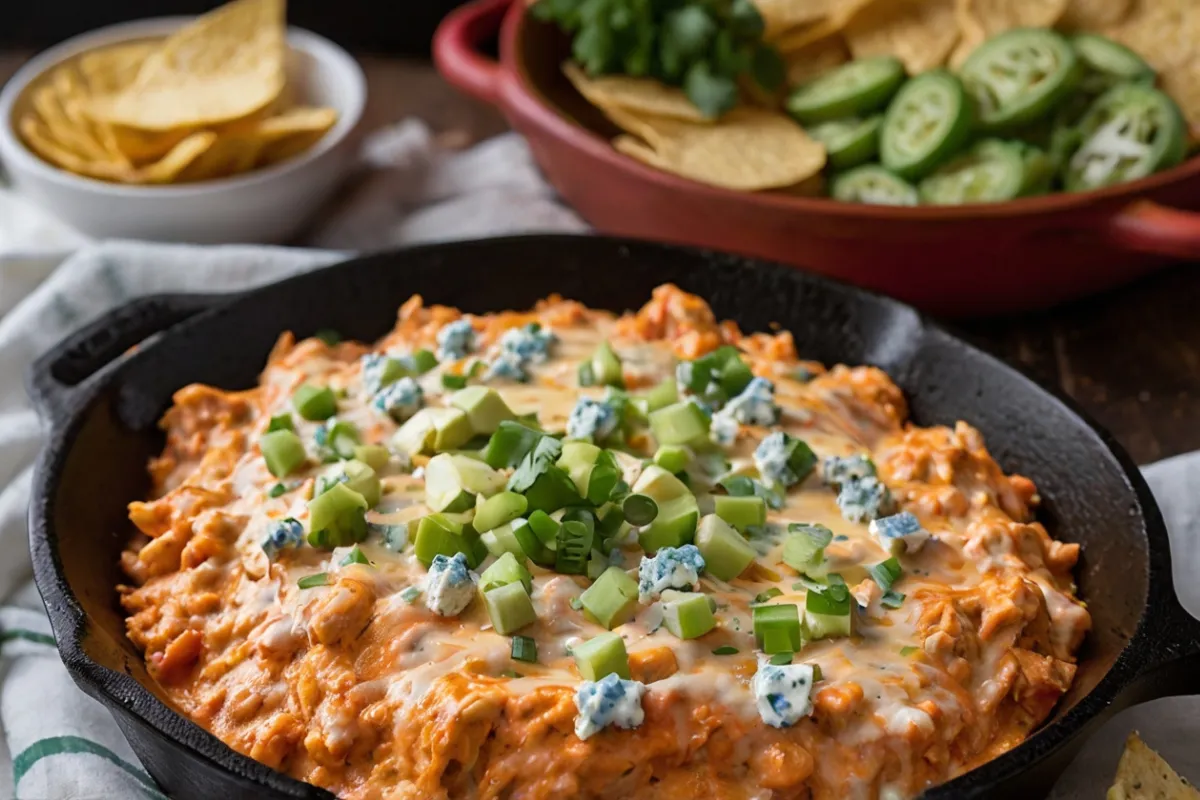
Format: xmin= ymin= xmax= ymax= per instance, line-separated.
xmin=0 ymin=18 xmax=366 ymax=244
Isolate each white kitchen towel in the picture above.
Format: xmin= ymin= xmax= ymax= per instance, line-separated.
xmin=0 ymin=121 xmax=1195 ymax=799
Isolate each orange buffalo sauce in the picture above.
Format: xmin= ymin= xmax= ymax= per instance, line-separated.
xmin=119 ymin=285 xmax=1088 ymax=799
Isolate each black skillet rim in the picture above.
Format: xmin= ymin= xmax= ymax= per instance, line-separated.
xmin=24 ymin=234 xmax=1178 ymax=799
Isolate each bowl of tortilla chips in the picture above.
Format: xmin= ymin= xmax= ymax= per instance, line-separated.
xmin=435 ymin=0 xmax=1200 ymax=315
xmin=0 ymin=0 xmax=365 ymax=244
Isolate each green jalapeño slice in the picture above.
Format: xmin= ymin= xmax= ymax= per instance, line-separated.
xmin=1071 ymin=34 xmax=1154 ymax=95
xmin=960 ymin=28 xmax=1081 ymax=132
xmin=918 ymin=139 xmax=1026 ymax=204
xmin=880 ymin=70 xmax=972 ymax=180
xmin=831 ymin=164 xmax=918 ymax=206
xmin=1064 ymin=83 xmax=1186 ymax=192
xmin=807 ymin=115 xmax=882 ymax=170
xmin=786 ymin=56 xmax=905 ymax=124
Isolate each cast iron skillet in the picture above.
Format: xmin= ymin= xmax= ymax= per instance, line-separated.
xmin=25 ymin=235 xmax=1200 ymax=800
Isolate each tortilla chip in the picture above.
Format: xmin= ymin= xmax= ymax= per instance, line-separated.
xmin=17 ymin=115 xmax=130 ymax=181
xmin=134 ymin=132 xmax=220 ymax=183
xmin=1060 ymin=0 xmax=1134 ymax=29
xmin=784 ymin=33 xmax=852 ymax=86
xmin=29 ymin=84 xmax=110 ymax=162
xmin=1107 ymin=732 xmax=1200 ymax=800
xmin=613 ymin=134 xmax=665 ymax=167
xmin=764 ymin=0 xmax=877 ymax=44
xmin=612 ymin=108 xmax=826 ymax=191
xmin=948 ymin=0 xmax=992 ymax=66
xmin=563 ymin=63 xmax=709 ymax=123
xmin=1104 ymin=0 xmax=1200 ymax=133
xmin=87 ymin=0 xmax=286 ymax=129
xmin=843 ymin=0 xmax=960 ymax=73
xmin=78 ymin=41 xmax=159 ymax=95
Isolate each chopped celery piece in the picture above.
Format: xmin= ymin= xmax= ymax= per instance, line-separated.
xmin=643 ymin=377 xmax=678 ymax=412
xmin=868 ymin=557 xmax=903 ymax=591
xmin=590 ymin=340 xmax=624 ymax=387
xmin=511 ymin=635 xmax=538 ymax=663
xmin=339 ymin=459 xmax=381 ymax=507
xmin=413 ymin=513 xmax=485 ymax=568
xmin=411 ymin=349 xmax=438 ymax=374
xmin=632 ymin=466 xmax=699 ymax=553
xmin=481 ymin=519 xmax=529 ymax=559
xmin=298 ymin=572 xmax=331 ymax=589
xmin=694 ymin=514 xmax=756 ymax=581
xmin=587 ymin=549 xmax=609 ymax=580
xmin=425 ymin=453 xmax=505 ymax=513
xmin=513 ymin=518 xmax=554 ymax=566
xmin=293 ymin=384 xmax=337 ymax=421
xmin=783 ymin=523 xmax=834 ymax=573
xmin=580 ymin=566 xmax=639 ymax=629
xmin=753 ymin=604 xmax=802 ymax=653
xmin=484 ymin=421 xmax=547 ymax=469
xmin=474 ymin=491 xmax=529 ymax=532
xmin=450 ymin=386 xmax=516 ymax=436
xmin=555 ymin=520 xmax=594 ymax=574
xmin=307 ymin=483 xmax=368 ymax=548
xmin=261 ymin=430 xmax=306 ymax=478
xmin=391 ymin=407 xmax=473 ymax=456
xmin=649 ymin=401 xmax=711 ymax=447
xmin=719 ymin=356 xmax=753 ymax=397
xmin=653 ymin=444 xmax=690 ymax=474
xmin=353 ymin=444 xmax=390 ymax=472
xmin=557 ymin=441 xmax=603 ymax=495
xmin=805 ymin=583 xmax=853 ymax=639
xmin=483 ymin=582 xmax=537 ymax=635
xmin=266 ymin=413 xmax=294 ymax=433
xmin=713 ymin=495 xmax=766 ymax=532
xmin=478 ymin=551 xmax=533 ymax=594
xmin=572 ymin=631 xmax=631 ymax=681
xmin=663 ymin=591 xmax=716 ymax=640
xmin=341 ymin=545 xmax=370 ymax=566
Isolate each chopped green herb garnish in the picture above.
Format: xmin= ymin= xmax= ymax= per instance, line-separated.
xmin=722 ymin=475 xmax=755 ymax=496
xmin=511 ymin=635 xmax=539 ymax=663
xmin=881 ymin=590 xmax=906 ymax=609
xmin=442 ymin=373 xmax=468 ymax=390
xmin=811 ymin=663 xmax=823 ymax=681
xmin=507 ymin=436 xmax=563 ymax=493
xmin=340 ymin=545 xmax=370 ymax=566
xmin=268 ymin=483 xmax=288 ymax=498
xmin=555 ymin=520 xmax=594 ymax=575
xmin=753 ymin=587 xmax=783 ymax=604
xmin=500 ymin=669 xmax=523 ymax=679
xmin=400 ymin=586 xmax=422 ymax=604
xmin=900 ymin=645 xmax=919 ymax=657
xmin=298 ymin=572 xmax=331 ymax=589
xmin=868 ymin=557 xmax=903 ymax=592
xmin=314 ymin=329 xmax=341 ymax=346
xmin=768 ymin=652 xmax=794 ymax=665
xmin=622 ymin=493 xmax=659 ymax=526
xmin=711 ymin=645 xmax=739 ymax=655
xmin=569 ymin=596 xmax=584 ymax=611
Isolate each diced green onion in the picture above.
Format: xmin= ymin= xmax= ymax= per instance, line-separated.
xmin=805 ymin=578 xmax=853 ymax=639
xmin=400 ymin=586 xmax=422 ymax=604
xmin=572 ymin=631 xmax=631 ymax=681
xmin=589 ymin=341 xmax=624 ymax=388
xmin=340 ymin=545 xmax=370 ymax=566
xmin=753 ymin=588 xmax=783 ymax=604
xmin=662 ymin=592 xmax=716 ymax=640
xmin=713 ymin=495 xmax=766 ymax=533
xmin=768 ymin=652 xmax=794 ymax=665
xmin=580 ymin=566 xmax=639 ymax=629
xmin=326 ymin=421 xmax=361 ymax=459
xmin=479 ymin=551 xmax=533 ymax=594
xmin=721 ymin=475 xmax=755 ymax=496
xmin=267 ymin=413 xmax=294 ymax=433
xmin=411 ymin=349 xmax=438 ymax=374
xmin=507 ymin=436 xmax=564 ymax=493
xmin=719 ymin=356 xmax=754 ymax=397
xmin=881 ymin=590 xmax=906 ymax=609
xmin=622 ymin=494 xmax=659 ymax=526
xmin=561 ymin=507 xmax=597 ymax=534
xmin=483 ymin=582 xmax=538 ymax=635
xmin=753 ymin=604 xmax=802 ymax=654
xmin=314 ymin=329 xmax=341 ymax=346
xmin=261 ymin=430 xmax=307 ymax=478
xmin=868 ymin=557 xmax=903 ymax=592
xmin=474 ymin=491 xmax=529 ymax=533
xmin=695 ymin=514 xmax=756 ymax=581
xmin=586 ymin=464 xmax=620 ymax=505
xmin=511 ymin=635 xmax=538 ymax=663
xmin=900 ymin=645 xmax=918 ymax=657
xmin=711 ymin=645 xmax=739 ymax=655
xmin=268 ymin=482 xmax=288 ymax=498
xmin=298 ymin=572 xmax=331 ymax=589
xmin=649 ymin=401 xmax=711 ymax=448
xmin=555 ymin=520 xmax=594 ymax=575
xmin=293 ymin=384 xmax=338 ymax=421
xmin=526 ymin=510 xmax=561 ymax=547
xmin=484 ymin=421 xmax=549 ymax=469
xmin=523 ymin=466 xmax=581 ymax=514
xmin=442 ymin=373 xmax=468 ymax=390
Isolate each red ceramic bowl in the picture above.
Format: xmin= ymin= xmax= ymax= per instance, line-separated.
xmin=434 ymin=0 xmax=1200 ymax=316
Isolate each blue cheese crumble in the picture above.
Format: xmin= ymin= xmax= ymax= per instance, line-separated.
xmin=574 ymin=673 xmax=647 ymax=740
xmin=436 ymin=319 xmax=477 ymax=362
xmin=567 ymin=396 xmax=619 ymax=441
xmin=261 ymin=518 xmax=304 ymax=560
xmin=870 ymin=511 xmax=930 ymax=555
xmin=424 ymin=552 xmax=478 ymax=617
xmin=718 ymin=377 xmax=779 ymax=426
xmin=753 ymin=431 xmax=805 ymax=487
xmin=822 ymin=454 xmax=876 ymax=487
xmin=373 ymin=376 xmax=424 ymax=421
xmin=360 ymin=354 xmax=400 ymax=396
xmin=752 ymin=663 xmax=815 ymax=727
xmin=484 ymin=323 xmax=558 ymax=382
xmin=369 ymin=521 xmax=409 ymax=552
xmin=638 ymin=544 xmax=705 ymax=603
xmin=836 ymin=476 xmax=896 ymax=523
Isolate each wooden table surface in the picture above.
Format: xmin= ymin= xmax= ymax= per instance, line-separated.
xmin=2 ymin=53 xmax=1196 ymax=465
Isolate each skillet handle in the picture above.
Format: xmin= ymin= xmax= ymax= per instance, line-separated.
xmin=433 ymin=0 xmax=515 ymax=105
xmin=1104 ymin=199 xmax=1200 ymax=259
xmin=26 ymin=293 xmax=226 ymax=426
xmin=1127 ymin=595 xmax=1200 ymax=702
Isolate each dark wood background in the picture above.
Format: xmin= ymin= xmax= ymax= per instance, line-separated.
xmin=0 ymin=7 xmax=1196 ymax=466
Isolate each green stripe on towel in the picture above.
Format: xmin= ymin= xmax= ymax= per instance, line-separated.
xmin=0 ymin=629 xmax=55 ymax=647
xmin=13 ymin=735 xmax=169 ymax=800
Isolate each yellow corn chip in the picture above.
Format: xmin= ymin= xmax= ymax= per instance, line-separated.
xmin=175 ymin=134 xmax=264 ymax=182
xmin=30 ymin=84 xmax=110 ymax=162
xmin=18 ymin=115 xmax=129 ymax=181
xmin=763 ymin=0 xmax=877 ymax=43
xmin=844 ymin=0 xmax=960 ymax=73
xmin=78 ymin=41 xmax=159 ymax=95
xmin=134 ymin=132 xmax=220 ymax=183
xmin=87 ymin=0 xmax=286 ymax=130
xmin=613 ymin=134 xmax=664 ymax=167
xmin=958 ymin=0 xmax=1070 ymax=36
xmin=784 ymin=33 xmax=851 ymax=86
xmin=1060 ymin=0 xmax=1134 ymax=29
xmin=1107 ymin=732 xmax=1200 ymax=800
xmin=1105 ymin=0 xmax=1200 ymax=132
xmin=563 ymin=63 xmax=709 ymax=123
